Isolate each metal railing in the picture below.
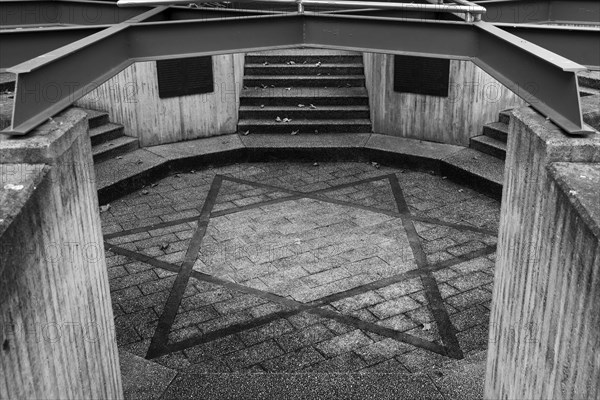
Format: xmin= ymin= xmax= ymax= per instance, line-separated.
xmin=116 ymin=0 xmax=487 ymax=22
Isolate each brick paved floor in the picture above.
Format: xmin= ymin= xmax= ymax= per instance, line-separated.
xmin=102 ymin=161 xmax=499 ymax=376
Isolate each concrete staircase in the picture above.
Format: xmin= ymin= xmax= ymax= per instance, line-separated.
xmin=441 ymin=71 xmax=600 ymax=198
xmin=82 ymin=108 xmax=139 ymax=163
xmin=238 ymin=48 xmax=372 ymax=135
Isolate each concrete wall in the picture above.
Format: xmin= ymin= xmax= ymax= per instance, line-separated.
xmin=485 ymin=107 xmax=600 ymax=399
xmin=0 ymin=109 xmax=122 ymax=398
xmin=76 ymin=53 xmax=245 ymax=147
xmin=363 ymin=53 xmax=525 ymax=146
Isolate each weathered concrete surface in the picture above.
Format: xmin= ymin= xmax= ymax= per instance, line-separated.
xmin=0 ymin=109 xmax=123 ymax=399
xmin=485 ymin=107 xmax=600 ymax=399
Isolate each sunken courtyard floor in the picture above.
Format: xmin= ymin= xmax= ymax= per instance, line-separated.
xmin=101 ymin=161 xmax=500 ymax=398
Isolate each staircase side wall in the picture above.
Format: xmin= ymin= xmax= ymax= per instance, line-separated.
xmin=363 ymin=53 xmax=524 ymax=146
xmin=0 ymin=109 xmax=122 ymax=399
xmin=75 ymin=53 xmax=245 ymax=147
xmin=484 ymin=106 xmax=600 ymax=399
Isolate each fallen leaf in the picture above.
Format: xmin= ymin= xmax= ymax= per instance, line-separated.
xmin=422 ymin=323 xmax=432 ymax=331
xmin=242 ymin=130 xmax=250 ymax=136
xmin=309 ymin=104 xmax=317 ymax=109
xmin=291 ymin=130 xmax=299 ymax=135
xmin=136 ymin=159 xmax=143 ymax=165
xmin=262 ymin=61 xmax=269 ymax=66
xmin=142 ymin=190 xmax=149 ymax=195
xmin=458 ymin=189 xmax=464 ymax=193
xmin=275 ymin=116 xmax=282 ymax=122
xmin=371 ymin=162 xmax=380 ymax=169
xmin=313 ymin=162 xmax=319 ymax=166
xmin=4 ymin=184 xmax=24 ymax=191
xmin=297 ymin=104 xmax=305 ymax=108
xmin=285 ymin=87 xmax=291 ymax=91
xmin=100 ymin=204 xmax=111 ymax=213
xmin=151 ymin=183 xmax=158 ymax=187
xmin=159 ymin=243 xmax=170 ymax=251
xmin=260 ymin=104 xmax=265 ymax=108
xmin=569 ymin=190 xmax=578 ymax=195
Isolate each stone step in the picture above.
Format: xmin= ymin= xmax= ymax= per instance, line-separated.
xmin=90 ymin=123 xmax=125 ymax=146
xmin=441 ymin=148 xmax=504 ymax=199
xmin=498 ymin=110 xmax=512 ymax=125
xmin=246 ymin=53 xmax=363 ymax=64
xmin=243 ymin=75 xmax=365 ymax=88
xmin=82 ymin=108 xmax=110 ymax=129
xmin=578 ymin=71 xmax=600 ymax=90
xmin=244 ymin=63 xmax=364 ymax=76
xmin=482 ymin=121 xmax=509 ymax=142
xmin=237 ymin=118 xmax=372 ymax=134
xmin=470 ymin=135 xmax=507 ymax=160
xmin=92 ymin=136 xmax=139 ymax=163
xmin=238 ymin=105 xmax=370 ymax=119
xmin=239 ymin=87 xmax=369 ymax=106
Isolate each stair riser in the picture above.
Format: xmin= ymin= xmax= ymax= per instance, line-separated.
xmin=244 ymin=66 xmax=364 ymax=75
xmin=93 ymin=141 xmax=139 ymax=163
xmin=470 ymin=139 xmax=506 ymax=160
xmin=239 ymin=109 xmax=370 ymax=119
xmin=244 ymin=77 xmax=365 ymax=87
xmin=238 ymin=123 xmax=371 ymax=134
xmin=240 ymin=96 xmax=369 ymax=106
xmin=90 ymin=126 xmax=124 ymax=146
xmin=246 ymin=55 xmax=363 ymax=64
xmin=498 ymin=113 xmax=511 ymax=125
xmin=88 ymin=114 xmax=110 ymax=129
xmin=578 ymin=76 xmax=600 ymax=90
xmin=482 ymin=126 xmax=507 ymax=142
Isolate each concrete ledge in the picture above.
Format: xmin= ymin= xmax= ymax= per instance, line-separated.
xmin=96 ymin=132 xmax=503 ymax=204
xmin=548 ymin=162 xmax=600 ymax=239
xmin=0 ymin=164 xmax=47 ymax=244
xmin=0 ymin=108 xmax=89 ymax=164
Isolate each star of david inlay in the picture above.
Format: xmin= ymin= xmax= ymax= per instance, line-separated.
xmin=104 ymin=172 xmax=497 ymax=362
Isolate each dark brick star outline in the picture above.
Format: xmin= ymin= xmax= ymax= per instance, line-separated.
xmin=104 ymin=173 xmax=497 ymax=361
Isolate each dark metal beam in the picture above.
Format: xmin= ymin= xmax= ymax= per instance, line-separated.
xmin=476 ymin=0 xmax=600 ymax=25
xmin=302 ymin=14 xmax=475 ymax=58
xmin=0 ymin=26 xmax=106 ymax=70
xmin=8 ymin=7 xmax=167 ymax=134
xmin=4 ymin=11 xmax=590 ymax=136
xmin=496 ymin=23 xmax=600 ymax=67
xmin=474 ymin=21 xmax=585 ymax=134
xmin=0 ymin=0 xmax=153 ymax=26
xmin=128 ymin=15 xmax=305 ymax=60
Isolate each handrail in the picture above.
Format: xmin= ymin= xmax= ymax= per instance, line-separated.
xmin=116 ymin=0 xmax=487 ymax=21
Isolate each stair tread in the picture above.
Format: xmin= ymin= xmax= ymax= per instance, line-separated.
xmin=80 ymin=108 xmax=109 ymax=119
xmin=240 ymin=87 xmax=368 ymax=97
xmin=92 ymin=136 xmax=138 ymax=155
xmin=245 ymin=63 xmax=364 ymax=68
xmin=239 ymin=118 xmax=371 ymax=125
xmin=471 ymin=135 xmax=507 ymax=151
xmin=90 ymin=122 xmax=123 ymax=137
xmin=245 ymin=75 xmax=365 ymax=79
xmin=484 ymin=121 xmax=509 ymax=134
xmin=443 ymin=148 xmax=504 ymax=185
xmin=239 ymin=105 xmax=369 ymax=111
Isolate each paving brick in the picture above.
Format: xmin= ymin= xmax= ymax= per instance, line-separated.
xmin=305 ymin=352 xmax=367 ymax=372
xmin=111 ymin=286 xmax=143 ymax=303
xmin=226 ymin=339 xmax=284 ymax=370
xmin=331 ymin=291 xmax=385 ymax=313
xmin=354 ymin=337 xmax=412 ymax=365
xmin=238 ymin=319 xmax=296 ymax=346
xmin=275 ymin=323 xmax=335 ymax=352
xmin=445 ymin=288 xmax=492 ymax=311
xmin=121 ymin=290 xmax=170 ymax=314
xmin=376 ymin=279 xmax=423 ymax=300
xmin=377 ymin=314 xmax=418 ymax=332
xmin=212 ymin=293 xmax=268 ymax=315
xmin=172 ymin=307 xmax=219 ymax=330
xmin=109 ymin=270 xmax=158 ymax=291
xmin=369 ymin=296 xmax=421 ymax=319
xmin=184 ymin=335 xmax=246 ymax=363
xmin=315 ymin=329 xmax=374 ymax=357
